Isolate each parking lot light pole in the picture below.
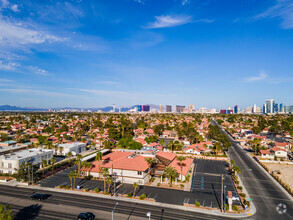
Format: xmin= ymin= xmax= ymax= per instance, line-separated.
xmin=146 ymin=212 xmax=151 ymax=220
xmin=112 ymin=202 xmax=118 ymax=220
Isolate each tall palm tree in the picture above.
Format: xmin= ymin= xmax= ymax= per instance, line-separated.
xmin=102 ymin=168 xmax=109 ymax=194
xmin=72 ymin=170 xmax=78 ymax=189
xmin=95 ymin=151 xmax=103 ymax=179
xmin=58 ymin=146 xmax=63 ymax=156
xmin=144 ymin=157 xmax=156 ymax=183
xmin=75 ymin=154 xmax=82 ymax=177
xmin=176 ymin=156 xmax=186 ymax=181
xmin=66 ymin=152 xmax=72 ymax=165
xmin=41 ymin=159 xmax=47 ymax=176
xmin=106 ymin=176 xmax=112 ymax=192
xmin=164 ymin=166 xmax=178 ymax=186
xmin=203 ymin=144 xmax=207 ymax=159
xmin=50 ymin=158 xmax=56 ymax=171
xmin=68 ymin=171 xmax=73 ymax=189
xmin=133 ymin=182 xmax=139 ymax=197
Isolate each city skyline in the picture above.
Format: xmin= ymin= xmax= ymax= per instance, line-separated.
xmin=0 ymin=0 xmax=293 ymax=108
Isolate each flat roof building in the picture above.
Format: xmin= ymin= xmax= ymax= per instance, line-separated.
xmin=0 ymin=148 xmax=53 ymax=174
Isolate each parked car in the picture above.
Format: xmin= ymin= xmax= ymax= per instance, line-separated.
xmin=30 ymin=193 xmax=51 ymax=201
xmin=232 ymin=196 xmax=240 ymax=201
xmin=78 ymin=212 xmax=95 ymax=220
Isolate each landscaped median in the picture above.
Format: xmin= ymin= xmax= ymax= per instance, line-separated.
xmin=56 ymin=184 xmax=156 ymax=202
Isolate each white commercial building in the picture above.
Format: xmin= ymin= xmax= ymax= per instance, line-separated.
xmin=57 ymin=142 xmax=86 ymax=156
xmin=0 ymin=148 xmax=53 ymax=174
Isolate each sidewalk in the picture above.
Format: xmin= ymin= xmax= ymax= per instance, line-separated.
xmin=17 ymin=183 xmax=255 ymax=219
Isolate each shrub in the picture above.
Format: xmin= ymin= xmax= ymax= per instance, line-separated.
xmin=59 ymin=185 xmax=64 ymax=189
xmin=150 ymin=177 xmax=155 ymax=182
xmin=237 ymin=186 xmax=242 ymax=190
xmin=94 ymin=188 xmax=100 ymax=193
xmin=232 ymin=205 xmax=239 ymax=211
xmin=85 ymin=188 xmax=89 ymax=192
xmin=180 ymin=184 xmax=184 ymax=189
xmin=195 ymin=202 xmax=200 ymax=207
xmin=86 ymin=175 xmax=93 ymax=180
xmin=239 ymin=193 xmax=246 ymax=198
xmin=236 ymin=181 xmax=239 ymax=185
xmin=157 ymin=183 xmax=161 ymax=186
xmin=169 ymin=184 xmax=172 ymax=187
xmin=127 ymin=193 xmax=133 ymax=198
xmin=139 ymin=194 xmax=147 ymax=200
xmin=105 ymin=190 xmax=110 ymax=194
xmin=186 ymin=174 xmax=190 ymax=182
xmin=65 ymin=185 xmax=70 ymax=189
xmin=182 ymin=180 xmax=186 ymax=183
xmin=244 ymin=200 xmax=250 ymax=207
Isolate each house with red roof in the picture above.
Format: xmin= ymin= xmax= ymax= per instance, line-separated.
xmin=85 ymin=151 xmax=151 ymax=185
xmin=260 ymin=147 xmax=287 ymax=159
xmin=274 ymin=142 xmax=291 ymax=151
xmin=154 ymin=151 xmax=193 ymax=181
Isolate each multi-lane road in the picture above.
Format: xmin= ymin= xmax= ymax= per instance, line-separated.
xmin=0 ymin=184 xmax=233 ymax=220
xmin=212 ymin=119 xmax=293 ymax=220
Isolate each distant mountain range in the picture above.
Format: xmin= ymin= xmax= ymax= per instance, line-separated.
xmin=0 ymin=104 xmax=162 ymax=112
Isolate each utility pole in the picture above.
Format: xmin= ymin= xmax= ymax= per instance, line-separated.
xmin=221 ymin=174 xmax=223 ymax=212
xmin=28 ymin=164 xmax=30 ymax=185
xmin=31 ymin=165 xmax=34 ymax=185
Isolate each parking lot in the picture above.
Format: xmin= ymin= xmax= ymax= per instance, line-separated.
xmin=38 ymin=159 xmax=241 ymax=209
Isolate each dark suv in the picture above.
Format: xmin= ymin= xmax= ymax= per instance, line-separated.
xmin=78 ymin=212 xmax=95 ymax=220
xmin=30 ymin=193 xmax=50 ymax=201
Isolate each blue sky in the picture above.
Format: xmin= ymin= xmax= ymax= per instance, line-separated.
xmin=0 ymin=0 xmax=293 ymax=109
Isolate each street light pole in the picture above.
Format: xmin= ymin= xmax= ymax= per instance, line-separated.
xmin=146 ymin=212 xmax=151 ymax=220
xmin=221 ymin=174 xmax=223 ymax=212
xmin=112 ymin=202 xmax=118 ymax=220
xmin=224 ymin=185 xmax=226 ymax=212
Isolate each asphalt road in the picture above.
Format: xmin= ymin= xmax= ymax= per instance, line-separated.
xmin=212 ymin=119 xmax=293 ymax=220
xmin=0 ymin=184 xmax=231 ymax=220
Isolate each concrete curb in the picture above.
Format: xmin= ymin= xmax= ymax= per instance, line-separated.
xmin=15 ymin=184 xmax=254 ymax=218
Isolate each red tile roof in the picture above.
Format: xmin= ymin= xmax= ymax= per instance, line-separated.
xmin=156 ymin=151 xmax=177 ymax=161
xmin=260 ymin=150 xmax=270 ymax=154
xmin=169 ymin=157 xmax=193 ymax=176
xmin=102 ymin=151 xmax=133 ymax=162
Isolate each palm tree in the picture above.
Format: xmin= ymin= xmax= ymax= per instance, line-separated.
xmin=41 ymin=160 xmax=47 ymax=176
xmin=58 ymin=146 xmax=63 ymax=156
xmin=72 ymin=170 xmax=78 ymax=189
xmin=176 ymin=156 xmax=186 ymax=181
xmin=66 ymin=152 xmax=72 ymax=165
xmin=144 ymin=157 xmax=156 ymax=183
xmin=203 ymin=144 xmax=207 ymax=159
xmin=233 ymin=165 xmax=241 ymax=176
xmin=133 ymin=182 xmax=139 ymax=197
xmin=75 ymin=154 xmax=82 ymax=177
xmin=68 ymin=171 xmax=73 ymax=189
xmin=214 ymin=142 xmax=221 ymax=159
xmin=164 ymin=166 xmax=178 ymax=186
xmin=102 ymin=168 xmax=109 ymax=194
xmin=95 ymin=151 xmax=103 ymax=179
xmin=50 ymin=158 xmax=56 ymax=171
xmin=106 ymin=176 xmax=112 ymax=192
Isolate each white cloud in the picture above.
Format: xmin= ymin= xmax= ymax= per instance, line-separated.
xmin=0 ymin=19 xmax=64 ymax=47
xmin=182 ymin=0 xmax=190 ymax=6
xmin=76 ymin=89 xmax=129 ymax=96
xmin=0 ymin=60 xmax=19 ymax=71
xmin=255 ymin=0 xmax=293 ymax=29
xmin=0 ymin=0 xmax=9 ymax=8
xmin=0 ymin=78 xmax=14 ymax=82
xmin=11 ymin=4 xmax=19 ymax=12
xmin=27 ymin=66 xmax=49 ymax=76
xmin=245 ymin=71 xmax=268 ymax=82
xmin=144 ymin=15 xmax=192 ymax=29
xmin=0 ymin=88 xmax=75 ymax=97
xmin=134 ymin=0 xmax=145 ymax=4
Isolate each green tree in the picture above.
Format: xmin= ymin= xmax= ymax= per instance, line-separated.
xmin=0 ymin=204 xmax=14 ymax=220
xmin=144 ymin=157 xmax=156 ymax=183
xmin=50 ymin=158 xmax=56 ymax=171
xmin=176 ymin=156 xmax=186 ymax=181
xmin=75 ymin=154 xmax=82 ymax=177
xmin=164 ymin=166 xmax=178 ymax=186
xmin=102 ymin=168 xmax=109 ymax=194
xmin=133 ymin=182 xmax=139 ymax=197
xmin=41 ymin=159 xmax=47 ymax=176
xmin=95 ymin=151 xmax=103 ymax=179
xmin=67 ymin=152 xmax=72 ymax=165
